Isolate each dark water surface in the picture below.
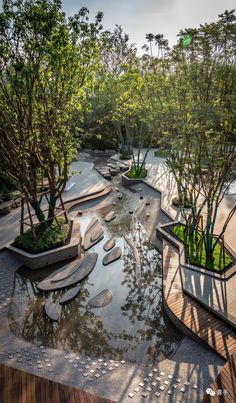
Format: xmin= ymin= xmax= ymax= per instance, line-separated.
xmin=9 ymin=168 xmax=183 ymax=364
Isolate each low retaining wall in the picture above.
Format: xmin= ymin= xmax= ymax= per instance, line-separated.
xmin=7 ymin=220 xmax=81 ymax=270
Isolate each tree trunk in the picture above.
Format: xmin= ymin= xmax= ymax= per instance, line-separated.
xmin=47 ymin=193 xmax=57 ymax=227
xmin=30 ymin=199 xmax=47 ymax=229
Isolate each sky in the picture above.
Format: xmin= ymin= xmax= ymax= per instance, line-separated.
xmin=62 ymin=0 xmax=236 ymax=54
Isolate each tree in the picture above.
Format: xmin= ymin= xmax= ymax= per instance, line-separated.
xmin=159 ymin=10 xmax=236 ymax=262
xmin=0 ymin=0 xmax=103 ymax=228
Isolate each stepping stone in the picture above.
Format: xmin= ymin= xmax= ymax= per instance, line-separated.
xmin=59 ymin=286 xmax=81 ymax=305
xmin=51 ymin=258 xmax=84 ymax=283
xmin=84 ymin=218 xmax=104 ymax=250
xmin=37 ymin=254 xmax=98 ymax=292
xmin=103 ymin=238 xmax=116 ymax=252
xmin=90 ymin=224 xmax=104 ymax=242
xmin=102 ymin=247 xmax=122 ymax=266
xmin=118 ymin=194 xmax=122 ymax=199
xmin=45 ymin=301 xmax=61 ymax=321
xmin=88 ymin=289 xmax=113 ymax=308
xmin=104 ymin=210 xmax=116 ymax=222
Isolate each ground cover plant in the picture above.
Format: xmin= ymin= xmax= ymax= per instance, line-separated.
xmin=126 ymin=167 xmax=147 ymax=179
xmin=170 ymin=223 xmax=233 ymax=272
xmin=13 ymin=218 xmax=70 ymax=254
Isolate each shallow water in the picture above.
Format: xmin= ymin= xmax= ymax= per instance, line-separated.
xmin=9 ymin=168 xmax=183 ymax=364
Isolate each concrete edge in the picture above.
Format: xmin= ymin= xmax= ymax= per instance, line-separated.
xmin=7 ymin=220 xmax=81 ymax=270
xmin=157 ymin=223 xmax=236 ymax=281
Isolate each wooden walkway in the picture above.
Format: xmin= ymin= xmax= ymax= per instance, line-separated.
xmin=202 ymin=354 xmax=236 ymax=403
xmin=0 ymin=364 xmax=114 ymax=403
xmin=162 ymin=239 xmax=236 ymax=402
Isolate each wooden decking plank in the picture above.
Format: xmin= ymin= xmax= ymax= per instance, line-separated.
xmin=162 ymin=239 xmax=236 ymax=403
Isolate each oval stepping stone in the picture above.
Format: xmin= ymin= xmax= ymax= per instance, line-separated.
xmin=45 ymin=301 xmax=61 ymax=321
xmin=104 ymin=210 xmax=116 ymax=222
xmin=37 ymin=254 xmax=98 ymax=292
xmin=51 ymin=258 xmax=84 ymax=283
xmin=103 ymin=238 xmax=116 ymax=252
xmin=90 ymin=225 xmax=104 ymax=242
xmin=102 ymin=246 xmax=122 ymax=266
xmin=84 ymin=219 xmax=104 ymax=250
xmin=88 ymin=289 xmax=112 ymax=308
xmin=59 ymin=286 xmax=81 ymax=305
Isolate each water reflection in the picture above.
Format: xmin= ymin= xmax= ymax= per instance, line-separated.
xmin=9 ymin=183 xmax=183 ymax=364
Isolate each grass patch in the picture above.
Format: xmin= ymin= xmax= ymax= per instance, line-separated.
xmin=170 ymin=223 xmax=233 ymax=272
xmin=13 ymin=217 xmax=70 ymax=254
xmin=154 ymin=149 xmax=168 ymax=158
xmin=126 ymin=167 xmax=147 ymax=179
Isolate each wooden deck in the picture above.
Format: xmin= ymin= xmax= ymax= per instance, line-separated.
xmin=202 ymin=354 xmax=236 ymax=403
xmin=163 ymin=239 xmax=236 ymax=361
xmin=0 ymin=364 xmax=114 ymax=403
xmin=162 ymin=239 xmax=236 ymax=402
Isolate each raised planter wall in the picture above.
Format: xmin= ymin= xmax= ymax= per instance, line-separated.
xmin=7 ymin=220 xmax=81 ymax=270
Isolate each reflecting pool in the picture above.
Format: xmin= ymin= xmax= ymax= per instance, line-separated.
xmin=9 ymin=173 xmax=183 ymax=364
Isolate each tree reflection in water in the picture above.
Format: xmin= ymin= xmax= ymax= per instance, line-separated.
xmin=9 ymin=216 xmax=183 ymax=364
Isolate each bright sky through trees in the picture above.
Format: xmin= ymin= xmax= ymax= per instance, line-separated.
xmin=62 ymin=0 xmax=236 ymax=53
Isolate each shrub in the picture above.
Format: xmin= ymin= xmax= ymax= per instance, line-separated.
xmin=13 ymin=217 xmax=70 ymax=254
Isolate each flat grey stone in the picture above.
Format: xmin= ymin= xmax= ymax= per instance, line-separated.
xmin=103 ymin=238 xmax=116 ymax=252
xmin=90 ymin=224 xmax=104 ymax=242
xmin=44 ymin=301 xmax=61 ymax=321
xmin=59 ymin=286 xmax=81 ymax=304
xmin=88 ymin=289 xmax=113 ymax=308
xmin=37 ymin=254 xmax=98 ymax=291
xmin=51 ymin=258 xmax=84 ymax=283
xmin=104 ymin=210 xmax=116 ymax=222
xmin=102 ymin=247 xmax=122 ymax=266
xmin=84 ymin=219 xmax=104 ymax=250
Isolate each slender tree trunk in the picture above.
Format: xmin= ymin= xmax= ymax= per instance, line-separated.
xmin=30 ymin=199 xmax=47 ymax=229
xmin=47 ymin=193 xmax=57 ymax=227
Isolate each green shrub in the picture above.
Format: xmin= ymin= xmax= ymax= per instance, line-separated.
xmin=13 ymin=217 xmax=70 ymax=254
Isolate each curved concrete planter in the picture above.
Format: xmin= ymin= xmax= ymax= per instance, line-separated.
xmin=7 ymin=220 xmax=81 ymax=270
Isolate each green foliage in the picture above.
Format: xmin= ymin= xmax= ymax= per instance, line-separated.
xmin=13 ymin=218 xmax=70 ymax=254
xmin=0 ymin=0 xmax=104 ymax=225
xmin=126 ymin=167 xmax=147 ymax=179
xmin=171 ymin=224 xmax=233 ymax=272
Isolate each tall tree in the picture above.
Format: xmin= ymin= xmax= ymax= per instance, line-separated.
xmin=0 ymin=0 xmax=103 ymax=226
